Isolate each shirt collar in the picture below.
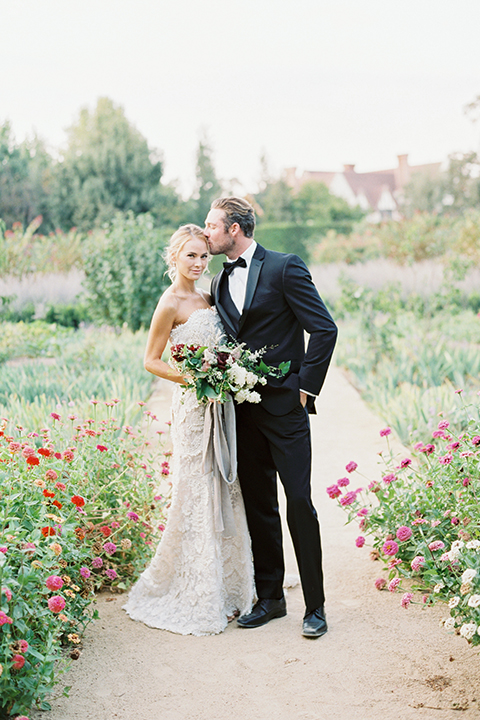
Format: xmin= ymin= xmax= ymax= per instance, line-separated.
xmin=239 ymin=241 xmax=257 ymax=266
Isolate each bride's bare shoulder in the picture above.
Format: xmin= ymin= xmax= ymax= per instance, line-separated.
xmin=197 ymin=288 xmax=213 ymax=306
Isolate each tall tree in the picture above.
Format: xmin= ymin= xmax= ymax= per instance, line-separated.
xmin=0 ymin=122 xmax=52 ymax=230
xmin=48 ymin=97 xmax=175 ymax=230
xmin=191 ymin=131 xmax=221 ymax=225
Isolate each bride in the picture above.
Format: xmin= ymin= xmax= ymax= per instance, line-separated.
xmin=123 ymin=224 xmax=254 ymax=635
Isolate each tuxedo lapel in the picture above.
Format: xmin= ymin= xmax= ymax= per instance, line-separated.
xmin=213 ymin=271 xmax=238 ymax=338
xmin=239 ymin=245 xmax=265 ymax=332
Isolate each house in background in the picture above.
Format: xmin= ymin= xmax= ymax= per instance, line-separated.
xmin=284 ymin=154 xmax=443 ymax=222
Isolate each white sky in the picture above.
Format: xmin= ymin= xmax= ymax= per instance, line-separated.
xmin=1 ymin=0 xmax=480 ymax=195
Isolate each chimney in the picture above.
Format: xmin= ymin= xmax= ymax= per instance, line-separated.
xmin=343 ymin=164 xmax=355 ymax=173
xmin=397 ymin=154 xmax=410 ymax=188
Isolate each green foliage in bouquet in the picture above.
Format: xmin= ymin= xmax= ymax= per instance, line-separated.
xmin=170 ymin=340 xmax=290 ymax=404
xmin=328 ymin=392 xmax=480 ymax=646
xmin=0 ymin=401 xmax=169 ymax=718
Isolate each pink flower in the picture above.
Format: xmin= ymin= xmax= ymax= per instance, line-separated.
xmin=432 ymin=430 xmax=445 ymax=439
xmin=431 ymin=520 xmax=441 ymax=527
xmin=388 ymin=578 xmax=401 ymax=592
xmin=2 ymin=587 xmax=12 ymax=601
xmin=92 ymin=557 xmax=103 ymax=569
xmin=357 ymin=508 xmax=369 ymax=516
xmin=55 ymin=481 xmax=66 ymax=491
xmin=471 ymin=436 xmax=480 ymax=446
xmin=396 ymin=526 xmax=413 ymax=542
xmin=463 ymin=478 xmax=470 ymax=487
xmin=411 ymin=556 xmax=425 ymax=571
xmin=451 ymin=516 xmax=460 ymax=526
xmin=400 ymin=458 xmax=412 ymax=468
xmin=126 ymin=511 xmax=139 ymax=522
xmin=423 ymin=444 xmax=435 ymax=454
xmin=345 ymin=461 xmax=358 ymax=473
xmin=80 ymin=567 xmax=91 ymax=579
xmin=105 ymin=568 xmax=117 ymax=580
xmin=438 ymin=420 xmax=449 ymax=430
xmin=45 ymin=469 xmax=58 ymax=482
xmin=22 ymin=542 xmax=36 ymax=555
xmin=63 ymin=450 xmax=74 ymax=462
xmin=382 ymin=473 xmax=397 ymax=484
xmin=428 ymin=541 xmax=445 ymax=552
xmin=379 ymin=427 xmax=392 ymax=437
xmin=439 ymin=453 xmax=453 ymax=465
xmin=375 ymin=578 xmax=387 ymax=590
xmin=158 ymin=524 xmax=165 ymax=532
xmin=103 ymin=542 xmax=117 ymax=555
xmin=337 ymin=477 xmax=350 ymax=487
xmin=326 ymin=484 xmax=341 ymax=499
xmin=0 ymin=546 xmax=7 ymax=554
xmin=18 ymin=640 xmax=28 ymax=653
xmin=447 ymin=442 xmax=460 ymax=451
xmin=413 ymin=442 xmax=425 ymax=451
xmin=339 ymin=491 xmax=357 ymax=506
xmin=96 ymin=445 xmax=108 ymax=452
xmin=440 ymin=553 xmax=450 ymax=562
xmin=22 ymin=446 xmax=36 ymax=458
xmin=387 ymin=557 xmax=402 ymax=569
xmin=46 ymin=575 xmax=64 ymax=591
xmin=50 ymin=412 xmax=61 ymax=421
xmin=0 ymin=611 xmax=13 ymax=625
xmin=12 ymin=654 xmax=25 ymax=670
xmin=355 ymin=536 xmax=365 ymax=548
xmin=401 ymin=592 xmax=414 ymax=609
xmin=382 ymin=540 xmax=399 ymax=556
xmin=48 ymin=595 xmax=66 ymax=613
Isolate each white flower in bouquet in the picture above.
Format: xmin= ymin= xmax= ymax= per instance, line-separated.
xmin=433 ymin=582 xmax=445 ymax=593
xmin=245 ymin=371 xmax=258 ymax=389
xmin=461 ymin=568 xmax=477 ymax=584
xmin=248 ymin=391 xmax=261 ymax=403
xmin=460 ymin=622 xmax=477 ymax=640
xmin=467 ymin=594 xmax=480 ymax=608
xmin=448 ymin=596 xmax=460 ymax=608
xmin=227 ymin=363 xmax=248 ymax=388
xmin=235 ymin=389 xmax=262 ymax=404
xmin=466 ymin=540 xmax=480 ymax=550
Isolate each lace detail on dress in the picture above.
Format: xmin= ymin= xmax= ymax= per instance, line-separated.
xmin=123 ymin=307 xmax=254 ymax=636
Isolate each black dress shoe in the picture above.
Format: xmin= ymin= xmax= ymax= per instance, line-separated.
xmin=237 ymin=597 xmax=287 ymax=628
xmin=302 ymin=606 xmax=327 ymax=638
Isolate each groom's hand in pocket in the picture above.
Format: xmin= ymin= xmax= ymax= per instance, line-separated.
xmin=299 ymin=391 xmax=307 ymax=408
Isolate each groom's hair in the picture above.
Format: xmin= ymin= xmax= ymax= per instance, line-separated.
xmin=211 ymin=197 xmax=255 ymax=238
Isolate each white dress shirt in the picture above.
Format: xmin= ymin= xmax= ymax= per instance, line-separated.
xmin=226 ymin=241 xmax=257 ymax=314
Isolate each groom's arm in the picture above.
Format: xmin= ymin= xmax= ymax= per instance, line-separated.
xmin=283 ymin=255 xmax=338 ymax=397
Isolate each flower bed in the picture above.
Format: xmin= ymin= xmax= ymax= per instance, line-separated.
xmin=328 ymin=392 xmax=480 ymax=646
xmin=0 ymin=402 xmax=169 ymax=718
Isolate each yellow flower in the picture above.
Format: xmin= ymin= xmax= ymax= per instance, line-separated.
xmin=67 ymin=633 xmax=81 ymax=644
xmin=31 ymin=560 xmax=43 ymax=569
xmin=34 ymin=479 xmax=46 ymax=488
xmin=61 ymin=575 xmax=72 ymax=585
xmin=71 ymin=584 xmax=80 ymax=592
xmin=64 ymin=589 xmax=76 ymax=598
xmin=50 ymin=542 xmax=63 ymax=556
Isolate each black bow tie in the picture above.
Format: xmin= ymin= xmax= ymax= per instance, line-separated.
xmin=223 ymin=257 xmax=247 ymax=275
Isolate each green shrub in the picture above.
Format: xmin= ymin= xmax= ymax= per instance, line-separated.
xmin=82 ymin=213 xmax=171 ymax=330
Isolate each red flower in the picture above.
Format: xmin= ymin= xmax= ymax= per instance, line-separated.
xmin=52 ymin=500 xmax=63 ymax=510
xmin=26 ymin=456 xmax=40 ymax=466
xmin=54 ymin=452 xmax=62 ymax=459
xmin=99 ymin=525 xmax=112 ymax=537
xmin=43 ymin=489 xmax=55 ymax=498
xmin=96 ymin=445 xmax=108 ymax=452
xmin=41 ymin=526 xmax=56 ymax=537
xmin=71 ymin=495 xmax=85 ymax=507
xmin=38 ymin=447 xmax=53 ymax=457
xmin=12 ymin=654 xmax=25 ymax=670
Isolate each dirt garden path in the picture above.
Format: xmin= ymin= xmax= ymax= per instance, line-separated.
xmin=32 ymin=366 xmax=480 ymax=720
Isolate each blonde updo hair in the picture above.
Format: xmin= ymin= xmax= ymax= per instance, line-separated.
xmin=165 ymin=224 xmax=209 ymax=282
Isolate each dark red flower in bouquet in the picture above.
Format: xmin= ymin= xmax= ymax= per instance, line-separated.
xmin=99 ymin=525 xmax=112 ymax=537
xmin=26 ymin=456 xmax=40 ymax=466
xmin=38 ymin=447 xmax=53 ymax=457
xmin=43 ymin=490 xmax=55 ymax=498
xmin=71 ymin=495 xmax=85 ymax=507
xmin=216 ymin=351 xmax=230 ymax=370
xmin=41 ymin=526 xmax=56 ymax=537
xmin=170 ymin=344 xmax=185 ymax=362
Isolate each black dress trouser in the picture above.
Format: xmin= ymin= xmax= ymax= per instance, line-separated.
xmin=235 ymin=400 xmax=325 ymax=613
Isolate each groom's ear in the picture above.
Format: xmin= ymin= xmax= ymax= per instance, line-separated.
xmin=228 ymin=222 xmax=240 ymax=237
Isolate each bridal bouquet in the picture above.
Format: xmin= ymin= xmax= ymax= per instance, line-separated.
xmin=170 ymin=341 xmax=290 ymax=404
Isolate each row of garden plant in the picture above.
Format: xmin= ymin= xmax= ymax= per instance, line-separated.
xmin=0 ymin=320 xmax=172 ymax=718
xmin=329 ymin=397 xmax=480 ymax=645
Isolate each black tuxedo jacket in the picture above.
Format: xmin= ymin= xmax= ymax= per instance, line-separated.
xmin=211 ymin=244 xmax=338 ymax=416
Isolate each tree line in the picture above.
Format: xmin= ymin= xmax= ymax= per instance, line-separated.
xmin=0 ymin=97 xmax=363 ymax=234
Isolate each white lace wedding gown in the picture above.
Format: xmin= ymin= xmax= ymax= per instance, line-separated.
xmin=123 ymin=308 xmax=254 ymax=636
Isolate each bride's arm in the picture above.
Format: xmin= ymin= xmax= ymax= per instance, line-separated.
xmin=144 ymin=297 xmax=188 ymax=385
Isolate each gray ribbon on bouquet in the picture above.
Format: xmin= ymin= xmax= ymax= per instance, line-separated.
xmin=202 ymin=398 xmax=237 ymax=537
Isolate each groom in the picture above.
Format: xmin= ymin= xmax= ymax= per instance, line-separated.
xmin=205 ymin=197 xmax=337 ymax=637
